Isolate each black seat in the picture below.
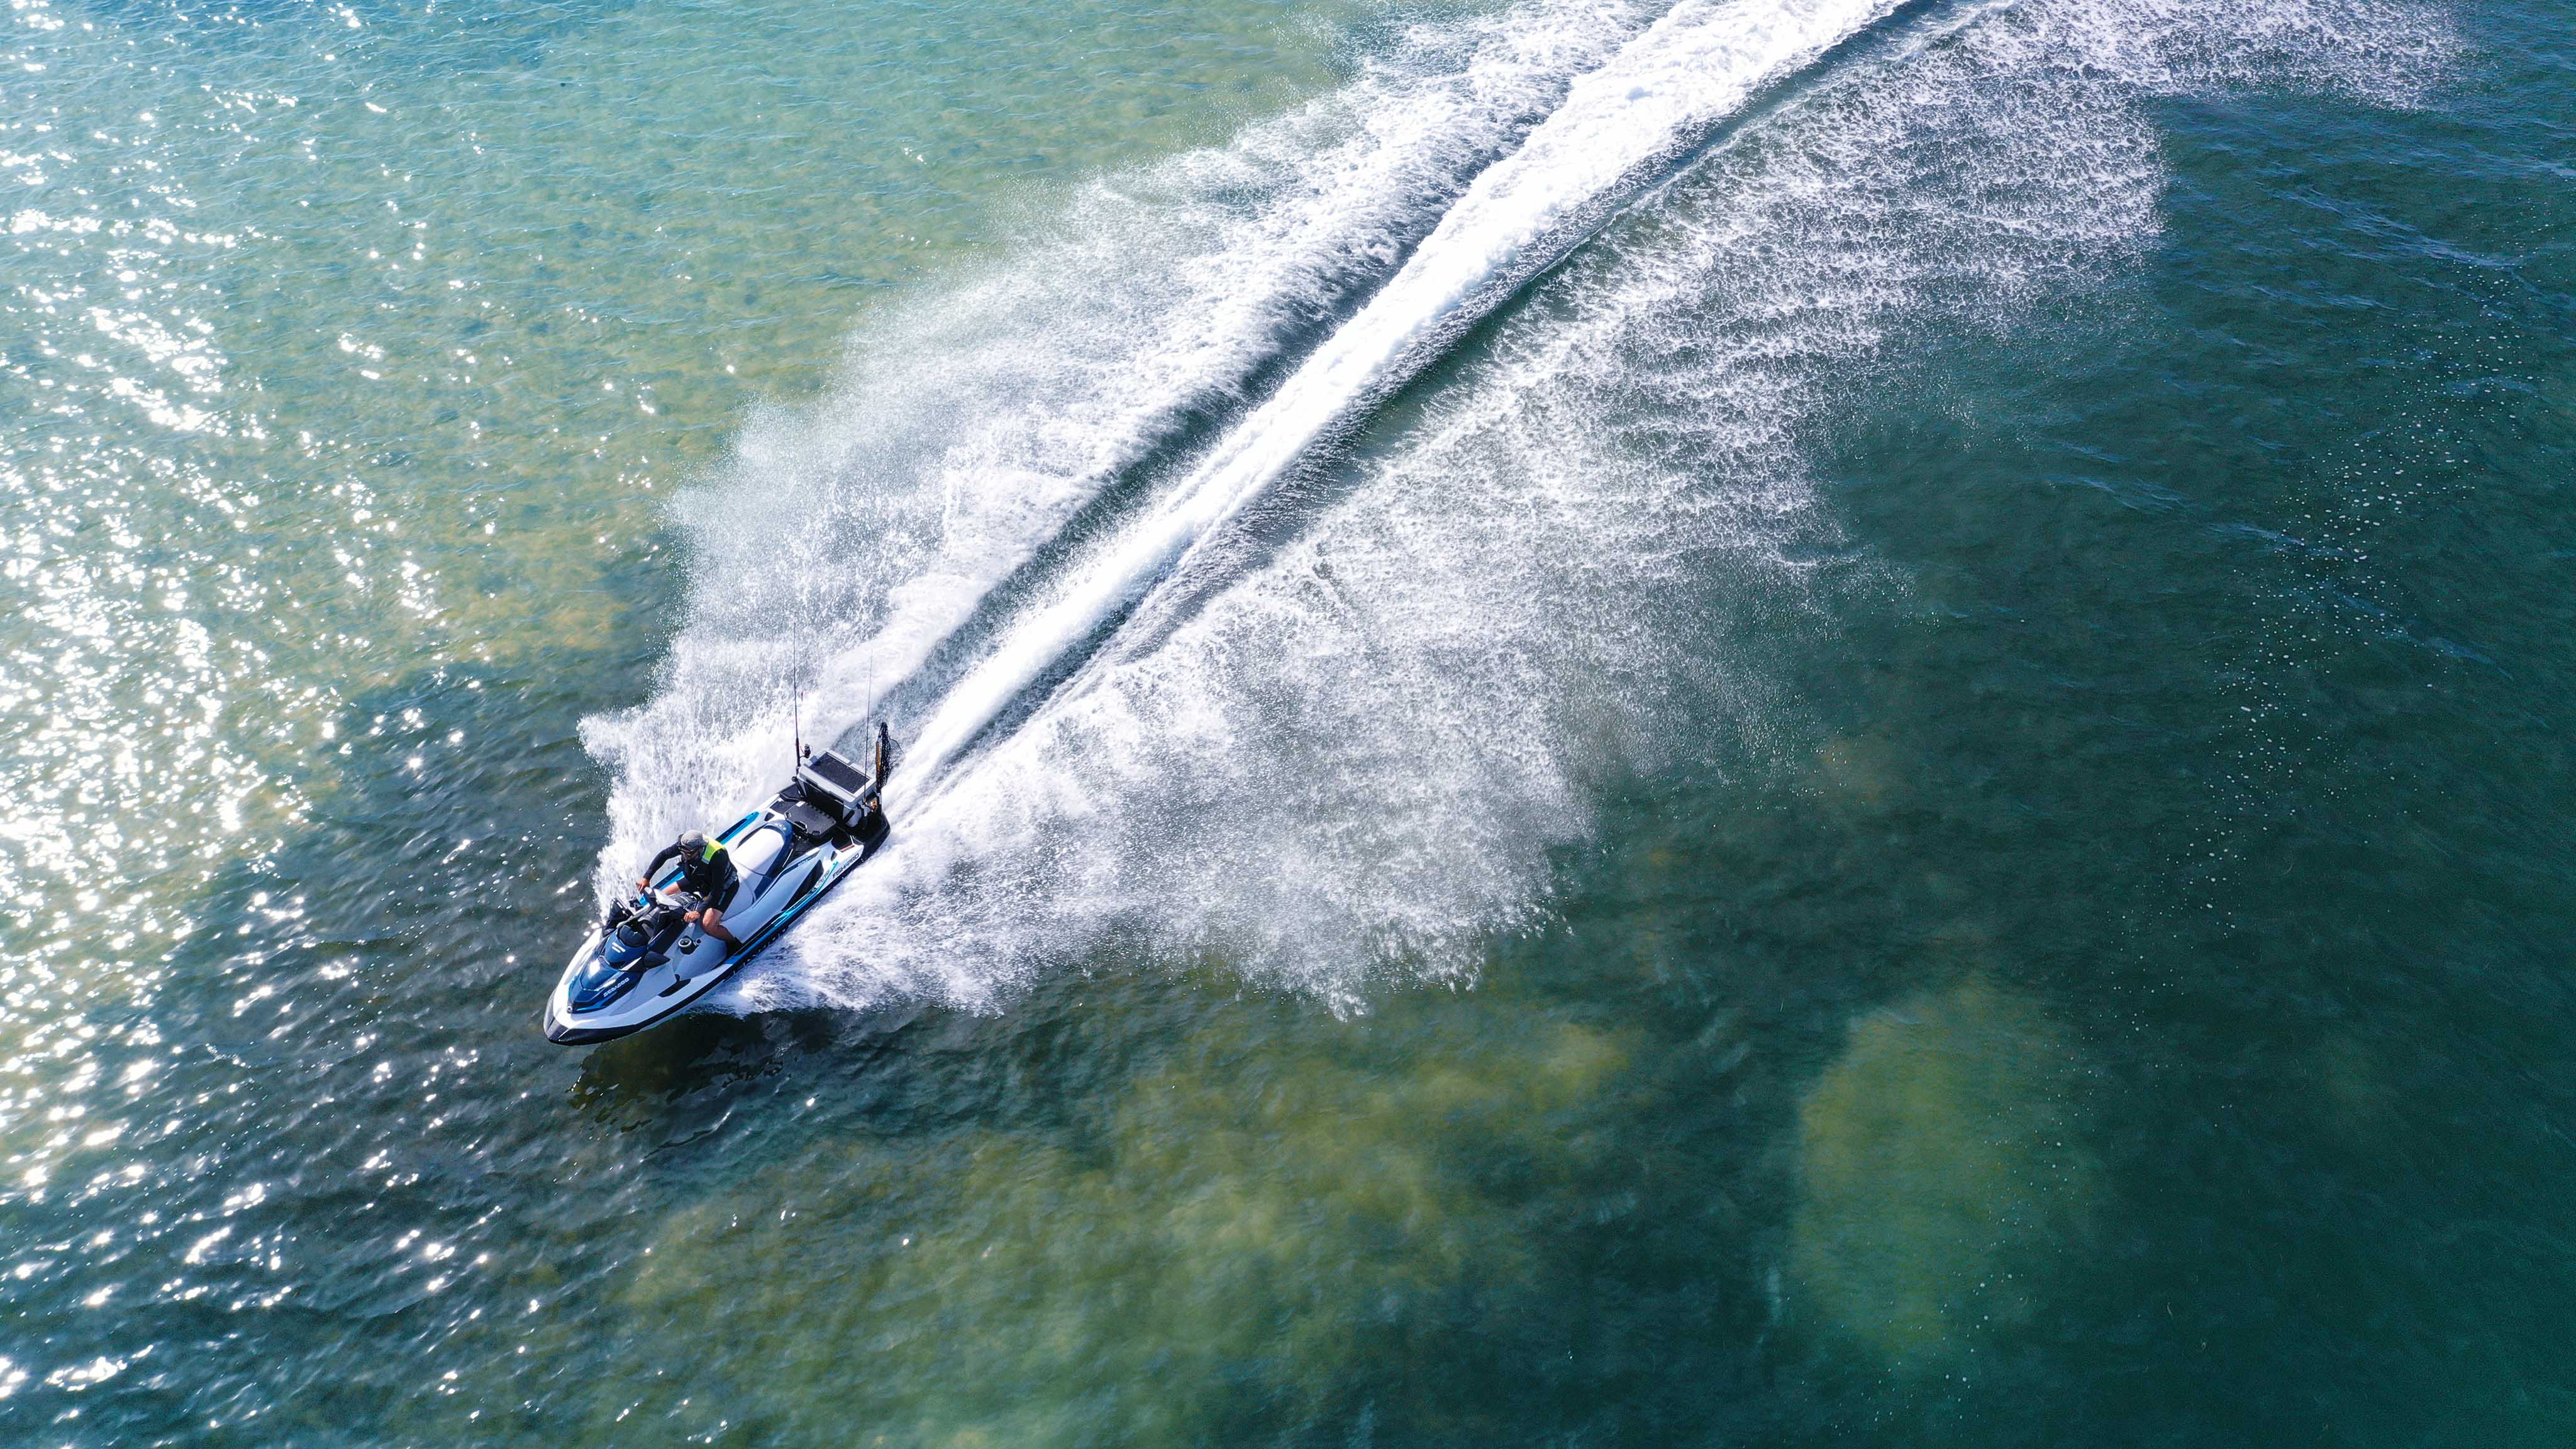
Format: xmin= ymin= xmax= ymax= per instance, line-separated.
xmin=781 ymin=798 xmax=840 ymax=840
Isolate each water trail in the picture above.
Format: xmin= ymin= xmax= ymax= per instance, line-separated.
xmin=584 ymin=0 xmax=2450 ymax=1013
xmin=894 ymin=0 xmax=1906 ymax=796
xmin=584 ymin=0 xmax=1654 ymax=890
xmin=743 ymin=0 xmax=2448 ymax=1014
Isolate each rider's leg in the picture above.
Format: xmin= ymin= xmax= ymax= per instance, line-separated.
xmin=670 ymin=882 xmax=741 ymax=985
xmin=670 ymin=908 xmax=738 ymax=982
xmin=697 ymin=907 xmax=739 ymax=946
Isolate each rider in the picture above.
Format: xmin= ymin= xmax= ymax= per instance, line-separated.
xmin=636 ymin=830 xmax=741 ymax=956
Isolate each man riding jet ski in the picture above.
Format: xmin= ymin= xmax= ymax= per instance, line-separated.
xmin=543 ymin=724 xmax=892 ymax=1045
xmin=633 ymin=830 xmax=740 ymax=961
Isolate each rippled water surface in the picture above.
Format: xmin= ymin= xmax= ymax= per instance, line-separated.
xmin=4 ymin=0 xmax=2573 ymax=1441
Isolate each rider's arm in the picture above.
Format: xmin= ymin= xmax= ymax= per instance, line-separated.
xmin=639 ymin=843 xmax=682 ymax=887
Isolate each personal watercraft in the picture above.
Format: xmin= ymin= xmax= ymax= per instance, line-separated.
xmin=542 ymin=724 xmax=893 ymax=1045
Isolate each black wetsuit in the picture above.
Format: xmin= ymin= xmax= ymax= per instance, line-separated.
xmin=642 ymin=840 xmax=740 ymax=912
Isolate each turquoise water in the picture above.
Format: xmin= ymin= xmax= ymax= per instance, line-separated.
xmin=5 ymin=0 xmax=2573 ymax=1441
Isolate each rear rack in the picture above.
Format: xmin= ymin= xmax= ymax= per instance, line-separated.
xmin=797 ymin=748 xmax=874 ymax=813
xmin=778 ymin=724 xmax=893 ymax=843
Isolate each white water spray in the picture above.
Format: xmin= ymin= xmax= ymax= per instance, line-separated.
xmin=895 ymin=0 xmax=1902 ymax=795
xmin=585 ymin=0 xmax=2451 ymax=1014
xmin=586 ymin=0 xmax=1653 ymax=887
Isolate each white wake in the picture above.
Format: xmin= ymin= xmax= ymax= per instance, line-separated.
xmin=586 ymin=0 xmax=2450 ymax=1016
xmin=894 ymin=0 xmax=1905 ymax=794
xmin=584 ymin=0 xmax=1654 ymax=889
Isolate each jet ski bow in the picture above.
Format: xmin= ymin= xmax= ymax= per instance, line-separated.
xmin=543 ymin=723 xmax=893 ymax=1045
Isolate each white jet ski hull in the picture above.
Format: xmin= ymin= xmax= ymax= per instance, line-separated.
xmin=543 ymin=731 xmax=892 ymax=1046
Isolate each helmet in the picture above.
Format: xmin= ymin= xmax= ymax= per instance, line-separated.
xmin=676 ymin=830 xmax=709 ymax=860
